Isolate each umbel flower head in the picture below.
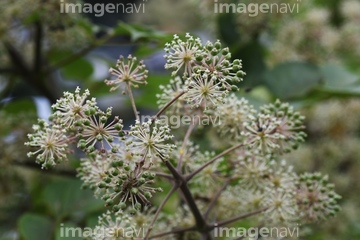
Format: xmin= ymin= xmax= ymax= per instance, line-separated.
xmin=194 ymin=39 xmax=245 ymax=90
xmin=164 ymin=33 xmax=202 ymax=77
xmin=184 ymin=70 xmax=227 ymax=109
xmin=105 ymin=55 xmax=148 ymax=93
xmin=260 ymin=99 xmax=307 ymax=152
xmin=93 ymin=210 xmax=135 ymax=240
xmin=164 ymin=33 xmax=245 ymax=89
xmin=77 ymin=154 xmax=113 ymax=198
xmin=99 ymin=157 xmax=163 ymax=214
xmin=51 ymin=86 xmax=97 ymax=129
xmin=25 ymin=119 xmax=69 ymax=169
xmin=262 ymin=189 xmax=298 ymax=224
xmin=242 ymin=99 xmax=306 ymax=154
xmin=76 ymin=107 xmax=124 ymax=152
xmin=214 ymin=94 xmax=256 ymax=140
xmin=129 ymin=120 xmax=175 ymax=166
xmin=296 ymin=172 xmax=341 ymax=223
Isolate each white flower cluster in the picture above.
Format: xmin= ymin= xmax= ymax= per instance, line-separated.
xmin=162 ymin=33 xmax=245 ymax=110
xmin=25 ymin=34 xmax=341 ymax=239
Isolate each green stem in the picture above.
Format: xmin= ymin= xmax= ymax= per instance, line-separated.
xmin=177 ymin=122 xmax=196 ymax=171
xmin=151 ymin=91 xmax=185 ymax=124
xmin=204 ymin=178 xmax=232 ymax=219
xmin=186 ymin=142 xmax=244 ymax=181
xmin=163 ymin=159 xmax=208 ymax=231
xmin=208 ymin=207 xmax=268 ymax=230
xmin=145 ymin=185 xmax=178 ymax=239
xmin=45 ymin=33 xmax=115 ymax=74
xmin=126 ymin=81 xmax=140 ymax=121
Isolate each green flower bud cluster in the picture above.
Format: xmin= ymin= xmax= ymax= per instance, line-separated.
xmin=98 ymin=159 xmax=162 ymax=214
xmin=105 ymin=55 xmax=149 ymax=94
xmin=297 ymin=172 xmax=341 ymax=222
xmin=242 ymin=99 xmax=307 ymax=154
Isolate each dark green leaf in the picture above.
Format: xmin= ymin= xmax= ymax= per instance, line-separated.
xmin=47 ymin=50 xmax=93 ymax=80
xmin=320 ymin=64 xmax=359 ymax=88
xmin=1 ymin=99 xmax=37 ymax=114
xmin=263 ymin=62 xmax=321 ymax=99
xmin=135 ymin=74 xmax=171 ymax=108
xmin=233 ymin=41 xmax=267 ymax=88
xmin=18 ymin=213 xmax=53 ymax=240
xmin=42 ymin=179 xmax=103 ymax=220
xmin=113 ymin=22 xmax=169 ymax=42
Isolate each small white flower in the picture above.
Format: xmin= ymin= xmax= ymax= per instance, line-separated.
xmin=242 ymin=113 xmax=283 ymax=153
xmin=25 ymin=120 xmax=69 ymax=168
xmin=52 ymin=86 xmax=96 ymax=129
xmin=93 ymin=211 xmax=135 ymax=240
xmin=184 ymin=71 xmax=227 ymax=109
xmin=129 ymin=120 xmax=175 ymax=165
xmin=262 ymin=190 xmax=298 ymax=224
xmin=156 ymin=76 xmax=186 ymax=115
xmin=214 ymin=94 xmax=256 ymax=140
xmin=105 ymin=55 xmax=148 ymax=93
xmin=77 ymin=107 xmax=123 ymax=151
xmin=164 ymin=33 xmax=202 ymax=77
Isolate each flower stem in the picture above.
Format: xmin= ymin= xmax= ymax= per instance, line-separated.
xmin=161 ymin=156 xmax=208 ymax=232
xmin=151 ymin=91 xmax=185 ymax=124
xmin=177 ymin=122 xmax=196 ymax=171
xmin=126 ymin=82 xmax=140 ymax=121
xmin=186 ymin=142 xmax=244 ymax=181
xmin=208 ymin=207 xmax=268 ymax=230
xmin=144 ymin=184 xmax=179 ymax=239
xmin=204 ymin=178 xmax=232 ymax=219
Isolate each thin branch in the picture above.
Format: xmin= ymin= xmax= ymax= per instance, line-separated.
xmin=151 ymin=91 xmax=185 ymax=124
xmin=4 ymin=41 xmax=58 ymax=103
xmin=126 ymin=82 xmax=140 ymax=121
xmin=177 ymin=122 xmax=196 ymax=171
xmin=186 ymin=142 xmax=244 ymax=181
xmin=162 ymin=159 xmax=208 ymax=231
xmin=45 ymin=33 xmax=115 ymax=74
xmin=204 ymin=178 xmax=232 ymax=219
xmin=145 ymin=185 xmax=179 ymax=239
xmin=33 ymin=21 xmax=43 ymax=73
xmin=208 ymin=208 xmax=268 ymax=230
xmin=153 ymin=172 xmax=173 ymax=180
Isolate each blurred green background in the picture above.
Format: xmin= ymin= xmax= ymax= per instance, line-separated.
xmin=1 ymin=0 xmax=360 ymax=239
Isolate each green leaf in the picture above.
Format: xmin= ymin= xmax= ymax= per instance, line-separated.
xmin=113 ymin=22 xmax=169 ymax=42
xmin=1 ymin=99 xmax=37 ymax=114
xmin=61 ymin=57 xmax=93 ymax=80
xmin=263 ymin=62 xmax=321 ymax=99
xmin=320 ymin=64 xmax=359 ymax=89
xmin=309 ymin=64 xmax=360 ymax=97
xmin=135 ymin=74 xmax=171 ymax=108
xmin=47 ymin=50 xmax=93 ymax=80
xmin=18 ymin=213 xmax=53 ymax=240
xmin=217 ymin=13 xmax=240 ymax=47
xmin=42 ymin=179 xmax=103 ymax=220
xmin=233 ymin=40 xmax=266 ymax=88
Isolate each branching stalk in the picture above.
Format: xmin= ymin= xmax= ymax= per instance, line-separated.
xmin=186 ymin=143 xmax=244 ymax=181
